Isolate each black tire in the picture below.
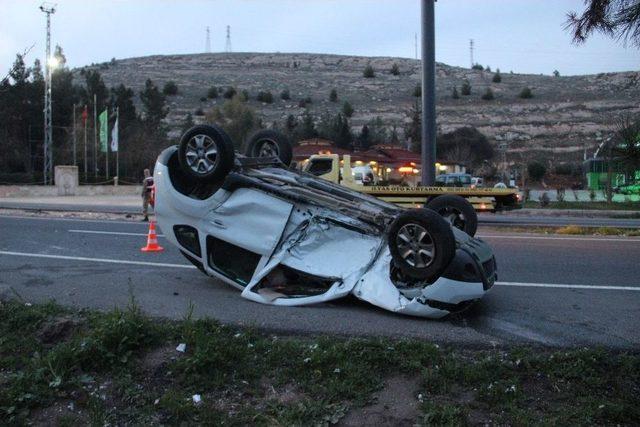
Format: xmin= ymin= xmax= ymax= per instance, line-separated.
xmin=426 ymin=195 xmax=478 ymax=237
xmin=245 ymin=129 xmax=293 ymax=166
xmin=388 ymin=209 xmax=456 ymax=281
xmin=178 ymin=125 xmax=235 ymax=183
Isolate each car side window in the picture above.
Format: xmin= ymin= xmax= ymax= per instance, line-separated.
xmin=307 ymin=159 xmax=333 ymax=176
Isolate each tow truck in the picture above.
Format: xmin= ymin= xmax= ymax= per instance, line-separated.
xmin=303 ymin=153 xmax=522 ymax=236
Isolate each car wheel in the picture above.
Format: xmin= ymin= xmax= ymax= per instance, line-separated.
xmin=245 ymin=129 xmax=293 ymax=166
xmin=426 ymin=195 xmax=478 ymax=237
xmin=179 ymin=125 xmax=235 ymax=183
xmin=388 ymin=209 xmax=456 ymax=281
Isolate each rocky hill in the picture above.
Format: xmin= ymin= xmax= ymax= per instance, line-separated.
xmin=77 ymin=52 xmax=640 ymax=162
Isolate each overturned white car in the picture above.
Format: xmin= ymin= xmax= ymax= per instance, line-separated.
xmin=154 ymin=125 xmax=496 ymax=318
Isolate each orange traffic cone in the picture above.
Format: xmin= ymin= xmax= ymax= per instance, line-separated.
xmin=141 ymin=220 xmax=164 ymax=252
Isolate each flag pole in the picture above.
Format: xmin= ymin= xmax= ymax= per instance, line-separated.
xmin=116 ymin=107 xmax=119 ymax=183
xmin=72 ymin=103 xmax=77 ymax=166
xmin=105 ymin=107 xmax=109 ymax=180
xmin=83 ymin=105 xmax=88 ymax=180
xmin=93 ymin=94 xmax=97 ymax=179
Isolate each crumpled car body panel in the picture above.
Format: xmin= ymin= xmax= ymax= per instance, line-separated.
xmin=154 ymin=148 xmax=495 ymax=318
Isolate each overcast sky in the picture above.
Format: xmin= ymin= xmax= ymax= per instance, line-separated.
xmin=2 ymin=0 xmax=638 ymax=76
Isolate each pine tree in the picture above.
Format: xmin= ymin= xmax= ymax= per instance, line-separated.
xmin=481 ymin=88 xmax=495 ymax=100
xmin=390 ymin=63 xmax=400 ymax=76
xmin=492 ymin=68 xmax=502 ymax=83
xmin=162 ymin=81 xmax=179 ymax=96
xmin=461 ymin=80 xmax=472 ymax=96
xmin=329 ymin=88 xmax=338 ymax=102
xmin=139 ymin=79 xmax=168 ymax=128
xmin=342 ymin=101 xmax=354 ymax=118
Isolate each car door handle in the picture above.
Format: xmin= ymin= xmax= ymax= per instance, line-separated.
xmin=210 ymin=218 xmax=226 ymax=229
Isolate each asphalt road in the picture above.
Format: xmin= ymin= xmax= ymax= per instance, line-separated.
xmin=1 ymin=214 xmax=639 ymax=349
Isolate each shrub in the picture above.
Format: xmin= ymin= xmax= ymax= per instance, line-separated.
xmin=553 ymin=70 xmax=560 ymax=77
xmin=472 ymin=63 xmax=484 ymax=70
xmin=162 ymin=81 xmax=178 ymax=96
xmin=481 ymin=88 xmax=495 ymax=100
xmin=363 ymin=64 xmax=375 ymax=78
xmin=413 ymin=83 xmax=422 ymax=97
xmin=329 ymin=88 xmax=338 ymax=102
xmin=194 ymin=108 xmax=204 ymax=116
xmin=280 ymin=89 xmax=290 ymax=100
xmin=390 ymin=63 xmax=400 ymax=76
xmin=342 ymin=101 xmax=354 ymax=118
xmin=207 ymin=86 xmax=218 ymax=99
xmin=519 ymin=87 xmax=533 ymax=99
xmin=298 ymin=96 xmax=312 ymax=108
xmin=240 ymin=89 xmax=250 ymax=102
xmin=199 ymin=97 xmax=207 ymax=102
xmin=538 ymin=192 xmax=550 ymax=207
xmin=527 ymin=161 xmax=546 ymax=182
xmin=256 ymin=91 xmax=274 ymax=103
xmin=461 ymin=80 xmax=471 ymax=95
xmin=452 ymin=86 xmax=460 ymax=99
xmin=485 ymin=65 xmax=492 ymax=72
xmin=492 ymin=69 xmax=502 ymax=83
xmin=554 ymin=163 xmax=574 ymax=175
xmin=223 ymin=86 xmax=237 ymax=99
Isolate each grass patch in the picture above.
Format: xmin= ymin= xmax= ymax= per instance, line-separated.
xmin=0 ymin=300 xmax=638 ymax=425
xmin=524 ymin=200 xmax=640 ymax=212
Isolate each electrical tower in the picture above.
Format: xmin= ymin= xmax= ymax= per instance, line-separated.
xmin=205 ymin=26 xmax=211 ymax=53
xmin=225 ymin=25 xmax=232 ymax=53
xmin=469 ymin=39 xmax=474 ymax=68
xmin=40 ymin=2 xmax=56 ymax=185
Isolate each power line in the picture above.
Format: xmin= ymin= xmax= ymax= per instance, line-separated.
xmin=225 ymin=25 xmax=232 ymax=53
xmin=205 ymin=26 xmax=211 ymax=53
xmin=40 ymin=2 xmax=56 ymax=186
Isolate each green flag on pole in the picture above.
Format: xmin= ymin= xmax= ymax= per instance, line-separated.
xmin=99 ymin=108 xmax=108 ymax=152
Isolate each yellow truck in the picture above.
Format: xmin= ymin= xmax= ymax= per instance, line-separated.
xmin=302 ymin=154 xmax=522 ymax=236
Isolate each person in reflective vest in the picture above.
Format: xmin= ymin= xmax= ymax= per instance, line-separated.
xmin=141 ymin=168 xmax=154 ymax=221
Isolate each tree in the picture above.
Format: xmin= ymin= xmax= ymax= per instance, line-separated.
xmin=485 ymin=65 xmax=492 ymax=72
xmin=472 ymin=63 xmax=484 ymax=70
xmin=342 ymin=101 xmax=354 ymax=118
xmin=318 ymin=113 xmax=353 ymax=149
xmin=240 ymin=89 xmax=250 ymax=102
xmin=364 ymin=116 xmax=388 ymax=148
xmin=438 ymin=127 xmax=494 ymax=167
xmin=390 ymin=63 xmax=400 ymax=76
xmin=363 ymin=64 xmax=375 ymax=78
xmin=357 ymin=125 xmax=370 ymax=150
xmin=298 ymin=110 xmax=318 ymax=140
xmin=223 ymin=86 xmax=237 ymax=99
xmin=527 ymin=161 xmax=546 ymax=182
xmin=481 ymin=88 xmax=495 ymax=100
xmin=566 ymin=0 xmax=640 ymax=47
xmin=206 ymin=95 xmax=257 ymax=147
xmin=461 ymin=80 xmax=472 ymax=95
xmin=139 ymin=79 xmax=168 ymax=128
xmin=329 ymin=88 xmax=338 ymax=102
xmin=280 ymin=89 xmax=291 ymax=100
xmin=553 ymin=70 xmax=561 ymax=77
xmin=452 ymin=86 xmax=460 ymax=99
xmin=519 ymin=87 xmax=534 ymax=99
xmin=413 ymin=83 xmax=422 ymax=97
xmin=207 ymin=86 xmax=219 ymax=98
xmin=82 ymin=69 xmax=108 ymax=111
xmin=403 ymin=101 xmax=422 ymax=152
xmin=162 ymin=81 xmax=179 ymax=96
xmin=109 ymin=84 xmax=137 ymax=131
xmin=492 ymin=68 xmax=502 ymax=83
xmin=256 ymin=91 xmax=274 ymax=103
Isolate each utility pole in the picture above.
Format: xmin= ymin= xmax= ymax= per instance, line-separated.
xmin=83 ymin=105 xmax=87 ymax=180
xmin=469 ymin=39 xmax=474 ymax=68
xmin=72 ymin=103 xmax=77 ymax=166
xmin=205 ymin=26 xmax=211 ymax=53
xmin=40 ymin=2 xmax=56 ymax=185
xmin=225 ymin=25 xmax=232 ymax=53
xmin=93 ymin=93 xmax=97 ymax=179
xmin=420 ymin=0 xmax=436 ymax=186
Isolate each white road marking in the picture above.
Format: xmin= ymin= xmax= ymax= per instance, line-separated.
xmin=496 ymin=281 xmax=640 ymax=291
xmin=1 ymin=250 xmax=638 ymax=292
xmin=0 ymin=251 xmax=195 ymax=269
xmin=68 ymin=229 xmax=164 ymax=237
xmin=479 ymin=235 xmax=640 ymax=243
xmin=0 ymin=214 xmax=141 ymax=225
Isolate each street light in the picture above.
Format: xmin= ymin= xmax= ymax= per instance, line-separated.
xmin=47 ymin=56 xmax=59 ymax=68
